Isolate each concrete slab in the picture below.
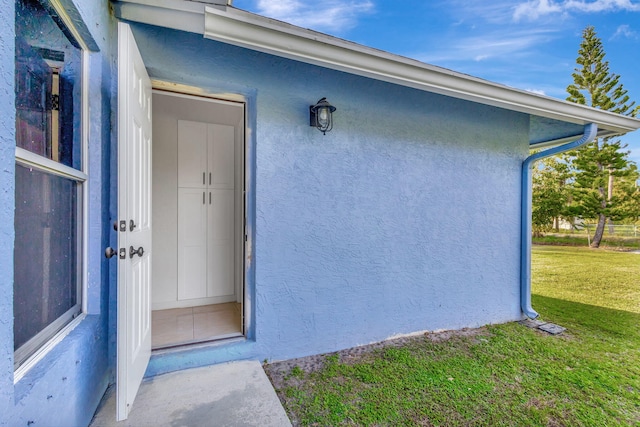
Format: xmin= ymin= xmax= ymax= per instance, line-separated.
xmin=90 ymin=361 xmax=292 ymax=427
xmin=519 ymin=319 xmax=567 ymax=336
xmin=519 ymin=319 xmax=548 ymax=329
xmin=538 ymin=323 xmax=566 ymax=335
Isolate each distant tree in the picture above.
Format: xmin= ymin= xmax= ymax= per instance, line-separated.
xmin=532 ymin=156 xmax=572 ymax=236
xmin=611 ymin=164 xmax=640 ymax=221
xmin=565 ymin=26 xmax=639 ymax=248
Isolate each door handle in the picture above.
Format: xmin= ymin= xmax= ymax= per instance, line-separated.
xmin=129 ymin=219 xmax=137 ymax=232
xmin=129 ymin=246 xmax=144 ymax=258
xmin=105 ymin=247 xmax=117 ymax=258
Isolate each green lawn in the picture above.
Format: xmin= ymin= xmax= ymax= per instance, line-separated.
xmin=266 ymin=246 xmax=640 ymax=426
xmin=533 ymin=233 xmax=640 ymax=250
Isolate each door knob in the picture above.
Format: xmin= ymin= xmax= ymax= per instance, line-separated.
xmin=129 ymin=246 xmax=144 ymax=258
xmin=129 ymin=219 xmax=137 ymax=232
xmin=105 ymin=247 xmax=117 ymax=259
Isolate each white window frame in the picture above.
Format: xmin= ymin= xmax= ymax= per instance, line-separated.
xmin=13 ymin=0 xmax=91 ymax=382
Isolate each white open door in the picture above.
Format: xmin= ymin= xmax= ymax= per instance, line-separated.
xmin=117 ymin=22 xmax=152 ymax=421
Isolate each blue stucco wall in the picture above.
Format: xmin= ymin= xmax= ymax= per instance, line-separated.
xmin=128 ymin=24 xmax=530 ymax=376
xmin=0 ymin=0 xmax=17 ymax=421
xmin=1 ymin=1 xmax=114 ymax=426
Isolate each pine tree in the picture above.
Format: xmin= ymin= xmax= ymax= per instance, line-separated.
xmin=565 ymin=26 xmax=639 ymax=248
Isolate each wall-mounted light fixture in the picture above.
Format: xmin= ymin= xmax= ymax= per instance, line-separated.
xmin=309 ymin=98 xmax=336 ymax=135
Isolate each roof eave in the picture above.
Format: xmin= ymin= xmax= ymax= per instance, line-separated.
xmin=114 ymin=0 xmax=640 ymax=143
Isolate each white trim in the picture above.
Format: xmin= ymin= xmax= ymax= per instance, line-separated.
xmin=14 ymin=314 xmax=87 ymax=383
xmin=152 ymin=79 xmax=247 ymax=104
xmin=152 ymin=334 xmax=245 ymax=355
xmin=530 ymin=134 xmax=586 ymax=150
xmin=113 ymin=0 xmax=640 ymax=139
xmin=81 ymin=49 xmax=90 ymax=314
xmin=15 ymin=147 xmax=88 ymax=182
xmin=113 ymin=0 xmax=211 ymax=34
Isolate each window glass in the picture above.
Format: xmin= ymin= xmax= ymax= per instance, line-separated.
xmin=13 ymin=165 xmax=80 ymax=352
xmin=15 ymin=0 xmax=83 ymax=170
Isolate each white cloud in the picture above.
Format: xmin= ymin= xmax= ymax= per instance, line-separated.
xmin=611 ymin=24 xmax=639 ymax=39
xmin=513 ymin=0 xmax=640 ymax=21
xmin=442 ymin=0 xmax=524 ymax=24
xmin=514 ymin=0 xmax=562 ymax=21
xmin=564 ymin=0 xmax=640 ymax=12
xmin=419 ymin=29 xmax=558 ymax=64
xmin=254 ymin=0 xmax=374 ymax=33
xmin=525 ymin=88 xmax=548 ymax=95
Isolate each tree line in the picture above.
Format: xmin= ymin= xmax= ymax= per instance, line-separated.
xmin=532 ymin=26 xmax=640 ymax=248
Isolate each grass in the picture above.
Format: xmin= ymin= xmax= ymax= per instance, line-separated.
xmin=266 ymin=246 xmax=640 ymax=426
xmin=533 ymin=232 xmax=640 ymax=250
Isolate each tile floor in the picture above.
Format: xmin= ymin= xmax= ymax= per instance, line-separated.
xmin=152 ymin=302 xmax=242 ymax=349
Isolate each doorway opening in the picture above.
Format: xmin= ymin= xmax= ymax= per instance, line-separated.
xmin=150 ymin=89 xmax=246 ymax=349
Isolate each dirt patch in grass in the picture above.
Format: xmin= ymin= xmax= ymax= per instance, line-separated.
xmin=264 ymin=327 xmax=489 ymax=400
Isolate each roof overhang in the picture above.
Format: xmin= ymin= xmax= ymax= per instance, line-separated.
xmin=113 ymin=0 xmax=640 ymax=145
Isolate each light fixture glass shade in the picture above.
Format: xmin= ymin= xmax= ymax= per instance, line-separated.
xmin=310 ymin=98 xmax=336 ymax=134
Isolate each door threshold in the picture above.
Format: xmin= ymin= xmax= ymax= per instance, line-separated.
xmin=151 ymin=333 xmax=245 ymax=354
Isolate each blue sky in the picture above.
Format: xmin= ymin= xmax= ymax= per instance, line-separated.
xmin=233 ymin=0 xmax=640 ymax=163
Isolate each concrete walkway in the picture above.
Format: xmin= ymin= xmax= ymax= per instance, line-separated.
xmin=90 ymin=361 xmax=292 ymax=427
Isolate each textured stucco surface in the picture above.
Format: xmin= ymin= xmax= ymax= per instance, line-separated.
xmin=0 ymin=0 xmax=16 ymax=420
xmin=129 ymin=25 xmax=530 ymax=376
xmin=1 ymin=1 xmax=114 ymax=426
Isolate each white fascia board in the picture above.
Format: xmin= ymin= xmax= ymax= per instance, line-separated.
xmin=113 ymin=0 xmax=219 ymax=34
xmin=115 ymin=1 xmax=640 ymax=140
xmin=203 ymin=7 xmax=640 ymax=138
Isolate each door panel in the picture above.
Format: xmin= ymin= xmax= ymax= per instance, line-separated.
xmin=208 ymin=242 xmax=234 ymax=297
xmin=178 ymin=120 xmax=208 ymax=189
xmin=208 ymin=124 xmax=235 ymax=189
xmin=130 ymin=255 xmax=151 ymax=358
xmin=207 ymin=189 xmax=235 ymax=297
xmin=178 ymin=188 xmax=208 ymax=300
xmin=117 ymin=22 xmax=152 ymax=422
xmin=206 ymin=125 xmax=235 ymax=298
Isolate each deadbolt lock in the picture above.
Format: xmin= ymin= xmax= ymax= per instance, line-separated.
xmin=105 ymin=247 xmax=117 ymax=259
xmin=105 ymin=247 xmax=127 ymax=260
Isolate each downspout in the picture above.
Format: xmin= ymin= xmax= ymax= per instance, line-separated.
xmin=521 ymin=123 xmax=598 ymax=318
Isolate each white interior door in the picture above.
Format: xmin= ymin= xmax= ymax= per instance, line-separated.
xmin=177 ymin=120 xmax=207 ymax=188
xmin=207 ymin=124 xmax=235 ymax=298
xmin=117 ymin=22 xmax=152 ymax=421
xmin=177 ymin=187 xmax=208 ymax=300
xmin=176 ymin=121 xmax=236 ymax=301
